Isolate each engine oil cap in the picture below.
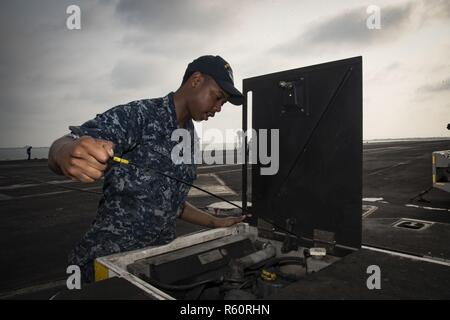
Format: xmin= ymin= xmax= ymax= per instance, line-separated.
xmin=261 ymin=269 xmax=277 ymax=281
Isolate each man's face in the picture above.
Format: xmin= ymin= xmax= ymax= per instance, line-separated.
xmin=188 ymin=73 xmax=229 ymax=122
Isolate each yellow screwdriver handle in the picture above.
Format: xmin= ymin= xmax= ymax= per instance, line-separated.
xmin=112 ymin=156 xmax=129 ymax=164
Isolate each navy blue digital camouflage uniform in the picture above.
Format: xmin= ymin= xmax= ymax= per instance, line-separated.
xmin=67 ymin=92 xmax=197 ymax=282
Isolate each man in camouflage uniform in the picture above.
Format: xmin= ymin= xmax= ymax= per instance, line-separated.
xmin=48 ymin=55 xmax=245 ymax=283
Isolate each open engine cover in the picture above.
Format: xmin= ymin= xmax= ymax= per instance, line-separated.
xmin=242 ymin=57 xmax=363 ymax=252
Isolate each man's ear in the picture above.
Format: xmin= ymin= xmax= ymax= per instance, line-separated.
xmin=190 ymin=72 xmax=204 ymax=88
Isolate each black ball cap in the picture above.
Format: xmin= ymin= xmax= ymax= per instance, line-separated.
xmin=184 ymin=55 xmax=244 ymax=106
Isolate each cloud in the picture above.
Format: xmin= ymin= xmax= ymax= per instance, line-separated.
xmin=114 ymin=0 xmax=239 ymax=34
xmin=270 ymin=0 xmax=449 ymax=55
xmin=110 ymin=59 xmax=159 ymax=90
xmin=113 ymin=0 xmax=249 ymax=59
xmin=0 ymin=0 xmax=248 ymax=147
xmin=366 ymin=61 xmax=403 ymax=83
xmin=418 ymin=77 xmax=450 ymax=93
xmin=308 ymin=3 xmax=415 ymax=44
xmin=0 ymin=0 xmax=127 ymax=147
xmin=422 ymin=0 xmax=450 ymax=21
xmin=0 ymin=0 xmax=448 ymax=147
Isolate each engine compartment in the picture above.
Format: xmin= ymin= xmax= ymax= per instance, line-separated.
xmin=126 ymin=232 xmax=339 ymax=300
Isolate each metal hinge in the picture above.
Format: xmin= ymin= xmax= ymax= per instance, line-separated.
xmin=278 ymin=77 xmax=309 ymax=115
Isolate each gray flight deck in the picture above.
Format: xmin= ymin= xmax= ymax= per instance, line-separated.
xmin=0 ymin=139 xmax=449 ymax=299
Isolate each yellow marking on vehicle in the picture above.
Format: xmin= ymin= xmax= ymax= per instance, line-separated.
xmin=94 ymin=261 xmax=109 ymax=282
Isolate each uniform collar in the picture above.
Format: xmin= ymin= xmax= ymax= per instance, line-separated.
xmin=167 ymin=92 xmax=193 ymax=131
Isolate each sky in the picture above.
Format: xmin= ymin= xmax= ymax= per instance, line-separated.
xmin=0 ymin=0 xmax=449 ymax=147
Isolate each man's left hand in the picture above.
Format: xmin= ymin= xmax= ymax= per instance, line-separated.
xmin=213 ymin=214 xmax=250 ymax=228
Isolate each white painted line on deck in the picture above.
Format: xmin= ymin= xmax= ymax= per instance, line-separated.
xmin=197 ymin=164 xmax=241 ymax=170
xmin=362 ymin=245 xmax=450 ymax=267
xmin=362 ymin=205 xmax=378 ymax=218
xmin=188 ymin=173 xmax=237 ymax=197
xmin=213 ymin=168 xmax=244 ymax=175
xmin=0 ymin=163 xmax=49 ymax=168
xmin=0 ymin=179 xmax=76 ymax=190
xmin=0 ymin=193 xmax=13 ymax=200
xmin=198 ymin=167 xmax=250 ymax=175
xmin=188 ymin=185 xmax=237 ymax=197
xmin=0 ymin=183 xmax=43 ymax=190
xmin=14 ymin=190 xmax=73 ymax=198
xmin=363 ymin=197 xmax=385 ymax=203
xmin=364 ymin=146 xmax=412 ymax=152
xmin=0 ymin=186 xmax=102 ymax=200
xmin=210 ymin=173 xmax=226 ymax=186
xmin=367 ymin=162 xmax=410 ymax=176
xmin=405 ymin=204 xmax=450 ymax=213
xmin=0 ymin=279 xmax=67 ymax=300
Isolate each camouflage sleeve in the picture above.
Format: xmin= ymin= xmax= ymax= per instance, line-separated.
xmin=69 ymin=101 xmax=148 ymax=154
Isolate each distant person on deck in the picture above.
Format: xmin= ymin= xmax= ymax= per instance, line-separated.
xmin=26 ymin=146 xmax=32 ymax=160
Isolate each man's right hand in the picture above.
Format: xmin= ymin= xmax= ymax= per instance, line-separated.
xmin=51 ymin=136 xmax=114 ymax=183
